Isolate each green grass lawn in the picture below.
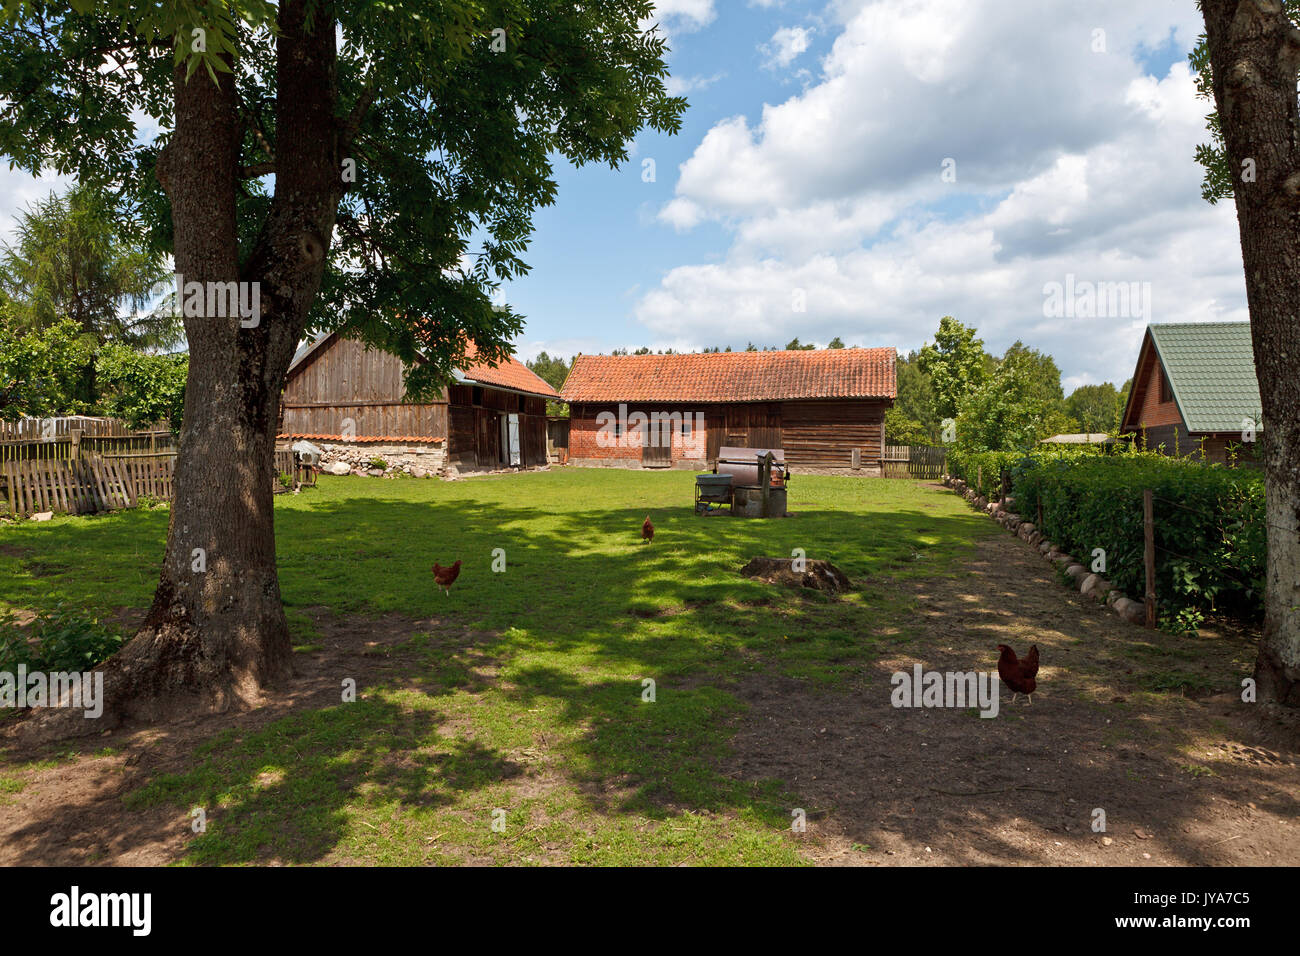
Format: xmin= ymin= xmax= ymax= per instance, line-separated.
xmin=0 ymin=469 xmax=992 ymax=865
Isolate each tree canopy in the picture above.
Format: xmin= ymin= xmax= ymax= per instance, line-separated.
xmin=0 ymin=182 xmax=175 ymax=349
xmin=1189 ymin=0 xmax=1300 ymax=203
xmin=0 ymin=1 xmax=686 ymax=395
xmin=917 ymin=316 xmax=989 ymax=421
xmin=1064 ymin=382 xmax=1123 ymax=434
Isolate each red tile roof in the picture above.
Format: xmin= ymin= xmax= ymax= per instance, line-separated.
xmin=559 ymin=348 xmax=897 ymax=403
xmin=459 ymin=342 xmax=559 ymax=398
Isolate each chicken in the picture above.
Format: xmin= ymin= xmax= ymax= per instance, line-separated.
xmin=431 ymin=559 xmax=462 ymax=596
xmin=641 ymin=514 xmax=654 ymax=544
xmin=997 ymin=643 xmax=1038 ymax=704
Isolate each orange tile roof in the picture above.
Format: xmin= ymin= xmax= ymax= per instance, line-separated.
xmin=277 ymin=433 xmax=445 ymax=443
xmin=559 ymin=348 xmax=897 ymax=403
xmin=459 ymin=342 xmax=559 ymax=398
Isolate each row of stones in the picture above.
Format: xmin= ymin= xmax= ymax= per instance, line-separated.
xmin=944 ymin=476 xmax=1148 ymax=627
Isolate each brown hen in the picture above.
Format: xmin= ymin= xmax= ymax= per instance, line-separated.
xmin=997 ymin=643 xmax=1038 ymax=704
xmin=432 ymin=559 xmax=462 ymax=596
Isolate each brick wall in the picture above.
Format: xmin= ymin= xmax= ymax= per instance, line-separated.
xmin=1129 ymin=349 xmax=1183 ymax=429
xmin=568 ymin=405 xmax=711 ymax=465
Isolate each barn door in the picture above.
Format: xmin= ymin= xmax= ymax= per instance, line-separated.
xmin=505 ymin=414 xmax=522 ymax=466
xmin=642 ymin=432 xmax=671 ymax=467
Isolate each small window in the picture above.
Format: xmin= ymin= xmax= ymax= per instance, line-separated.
xmin=1159 ymin=370 xmax=1173 ymax=404
xmin=472 ymin=386 xmax=484 ymax=405
xmin=518 ymin=394 xmax=527 ymax=412
xmin=681 ymin=418 xmax=693 ymax=439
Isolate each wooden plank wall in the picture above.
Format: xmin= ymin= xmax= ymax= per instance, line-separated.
xmin=475 ymin=407 xmax=502 ymax=465
xmin=780 ymin=400 xmax=885 ymax=469
xmin=521 ymin=413 xmax=547 ymax=466
xmin=571 ymin=400 xmax=886 ymax=469
xmin=281 ymin=333 xmax=449 ymax=438
xmin=447 ymin=385 xmax=548 ymax=468
xmin=279 ymin=402 xmax=448 ymax=439
xmin=284 ymin=334 xmax=410 ymax=404
xmin=448 ymin=404 xmax=477 ymax=466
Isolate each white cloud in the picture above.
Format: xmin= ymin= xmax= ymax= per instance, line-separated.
xmin=643 ymin=0 xmax=717 ymax=36
xmin=762 ymin=26 xmax=813 ymax=70
xmin=664 ymin=71 xmax=726 ymax=96
xmin=638 ymin=0 xmax=1241 ymax=386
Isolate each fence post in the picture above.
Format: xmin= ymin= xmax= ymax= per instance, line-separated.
xmin=1143 ymin=488 xmax=1157 ymax=629
xmin=70 ymin=428 xmax=82 ymax=461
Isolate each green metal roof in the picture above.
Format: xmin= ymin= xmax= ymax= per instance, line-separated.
xmin=1148 ymin=322 xmax=1262 ymax=433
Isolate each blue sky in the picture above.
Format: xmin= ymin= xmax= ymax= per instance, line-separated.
xmin=502 ymin=0 xmax=1249 ymax=393
xmin=511 ymin=3 xmax=803 ymax=353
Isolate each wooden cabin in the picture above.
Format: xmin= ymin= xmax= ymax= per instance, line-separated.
xmin=1119 ymin=322 xmax=1263 ymax=465
xmin=558 ymin=348 xmax=897 ymax=475
xmin=278 ymin=332 xmax=558 ymax=474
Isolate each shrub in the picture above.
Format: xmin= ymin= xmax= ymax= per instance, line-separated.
xmin=95 ymin=344 xmax=187 ymax=432
xmin=947 ymin=445 xmax=1104 ymax=498
xmin=1011 ymin=455 xmax=1264 ymax=619
xmin=0 ymin=603 xmax=124 ymax=672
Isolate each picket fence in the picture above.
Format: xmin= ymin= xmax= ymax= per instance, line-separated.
xmin=2 ymin=453 xmax=175 ymax=516
xmin=881 ymin=444 xmax=948 ymax=479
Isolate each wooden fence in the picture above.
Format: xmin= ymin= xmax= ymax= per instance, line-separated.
xmin=2 ymin=453 xmax=176 ymax=516
xmin=0 ymin=415 xmax=309 ymax=513
xmin=882 ymin=443 xmax=948 ymax=480
xmin=0 ymin=417 xmax=175 ymax=463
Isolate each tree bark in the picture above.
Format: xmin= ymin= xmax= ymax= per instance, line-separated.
xmin=17 ymin=1 xmax=342 ymax=740
xmin=1203 ymin=0 xmax=1300 ymax=705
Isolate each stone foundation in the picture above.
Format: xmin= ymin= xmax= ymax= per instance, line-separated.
xmin=568 ymin=458 xmax=880 ymax=476
xmin=317 ymin=441 xmax=446 ymax=478
xmin=567 ymin=457 xmax=708 ymax=470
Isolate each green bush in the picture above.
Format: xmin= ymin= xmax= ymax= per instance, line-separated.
xmin=0 ymin=603 xmax=124 ymax=672
xmin=1011 ymin=455 xmax=1264 ymax=619
xmin=948 ymin=443 xmax=1112 ymax=499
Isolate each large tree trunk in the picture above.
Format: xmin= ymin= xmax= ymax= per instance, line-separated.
xmin=17 ymin=1 xmax=342 ymax=740
xmin=1203 ymin=0 xmax=1300 ymax=705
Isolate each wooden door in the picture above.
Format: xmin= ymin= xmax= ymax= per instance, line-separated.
xmin=642 ymin=434 xmax=671 ymax=467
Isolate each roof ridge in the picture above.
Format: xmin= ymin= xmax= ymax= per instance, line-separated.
xmin=1149 ymin=320 xmax=1251 ymax=328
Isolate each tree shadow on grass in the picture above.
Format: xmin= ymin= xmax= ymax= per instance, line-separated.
xmin=5 ymin=477 xmax=1291 ymax=865
xmin=1 ymin=692 xmax=525 ymax=865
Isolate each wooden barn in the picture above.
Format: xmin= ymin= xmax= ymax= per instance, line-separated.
xmin=278 ymin=332 xmax=558 ymax=474
xmin=1119 ymin=322 xmax=1263 ymax=466
xmin=558 ymin=348 xmax=897 ymax=475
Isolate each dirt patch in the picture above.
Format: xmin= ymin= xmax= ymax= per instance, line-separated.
xmin=721 ymin=530 xmax=1300 ymax=866
xmin=0 ymin=608 xmax=490 ymax=866
xmin=740 ymin=556 xmax=853 ymax=594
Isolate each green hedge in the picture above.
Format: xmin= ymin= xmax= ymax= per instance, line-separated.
xmin=947 ymin=445 xmax=1106 ymax=499
xmin=990 ymin=455 xmax=1264 ymax=618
